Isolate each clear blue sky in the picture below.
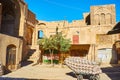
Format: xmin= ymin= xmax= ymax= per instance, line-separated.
xmin=24 ymin=0 xmax=120 ymax=22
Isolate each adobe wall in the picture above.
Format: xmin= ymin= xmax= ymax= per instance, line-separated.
xmin=36 ymin=21 xmax=115 ymax=47
xmin=27 ymin=10 xmax=36 ymax=25
xmin=17 ymin=0 xmax=37 ymax=60
xmin=90 ymin=4 xmax=116 ymax=25
xmin=0 ymin=34 xmax=23 ymax=69
xmin=34 ymin=4 xmax=117 ymax=64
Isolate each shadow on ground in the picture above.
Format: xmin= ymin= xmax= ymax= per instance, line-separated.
xmin=66 ymin=72 xmax=76 ymax=78
xmin=66 ymin=72 xmax=91 ymax=79
xmin=0 ymin=77 xmax=52 ymax=80
xmin=3 ymin=60 xmax=34 ymax=75
xmin=101 ymin=66 xmax=120 ymax=80
xmin=21 ymin=61 xmax=33 ymax=67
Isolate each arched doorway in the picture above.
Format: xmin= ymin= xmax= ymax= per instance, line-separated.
xmin=115 ymin=41 xmax=120 ymax=63
xmin=6 ymin=45 xmax=16 ymax=71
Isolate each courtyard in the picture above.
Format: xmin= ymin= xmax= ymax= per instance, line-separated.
xmin=1 ymin=62 xmax=120 ymax=80
xmin=0 ymin=0 xmax=120 ymax=80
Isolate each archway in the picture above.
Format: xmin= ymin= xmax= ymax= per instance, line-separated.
xmin=114 ymin=41 xmax=120 ymax=63
xmin=6 ymin=44 xmax=16 ymax=71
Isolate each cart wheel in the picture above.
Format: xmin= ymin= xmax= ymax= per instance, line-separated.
xmin=95 ymin=74 xmax=100 ymax=80
xmin=76 ymin=74 xmax=83 ymax=80
xmin=89 ymin=74 xmax=100 ymax=80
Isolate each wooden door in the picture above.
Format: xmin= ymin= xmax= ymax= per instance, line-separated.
xmin=6 ymin=45 xmax=16 ymax=71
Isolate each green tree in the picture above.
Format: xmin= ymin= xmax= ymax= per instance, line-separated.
xmin=54 ymin=31 xmax=71 ymax=66
xmin=59 ymin=35 xmax=71 ymax=66
xmin=38 ymin=36 xmax=58 ymax=66
xmin=38 ymin=27 xmax=71 ymax=67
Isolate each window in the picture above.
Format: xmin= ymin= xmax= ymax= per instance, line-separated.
xmin=95 ymin=14 xmax=100 ymax=25
xmin=38 ymin=30 xmax=43 ymax=39
xmin=73 ymin=35 xmax=79 ymax=44
xmin=106 ymin=13 xmax=112 ymax=24
xmin=100 ymin=13 xmax=106 ymax=25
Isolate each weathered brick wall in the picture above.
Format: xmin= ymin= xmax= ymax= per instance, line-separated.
xmin=90 ymin=4 xmax=116 ymax=25
xmin=27 ymin=9 xmax=36 ymax=25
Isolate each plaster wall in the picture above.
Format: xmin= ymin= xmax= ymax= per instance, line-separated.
xmin=0 ymin=34 xmax=23 ymax=69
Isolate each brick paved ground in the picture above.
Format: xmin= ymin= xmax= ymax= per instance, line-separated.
xmin=1 ymin=63 xmax=120 ymax=80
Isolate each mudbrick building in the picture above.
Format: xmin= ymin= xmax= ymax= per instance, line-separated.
xmin=33 ymin=4 xmax=120 ymax=65
xmin=0 ymin=0 xmax=37 ymax=72
xmin=0 ymin=0 xmax=120 ymax=73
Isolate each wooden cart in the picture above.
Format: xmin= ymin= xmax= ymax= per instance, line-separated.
xmin=64 ymin=57 xmax=102 ymax=80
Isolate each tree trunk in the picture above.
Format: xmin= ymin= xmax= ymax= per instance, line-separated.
xmin=60 ymin=52 xmax=64 ymax=67
xmin=51 ymin=52 xmax=54 ymax=67
xmin=49 ymin=49 xmax=54 ymax=67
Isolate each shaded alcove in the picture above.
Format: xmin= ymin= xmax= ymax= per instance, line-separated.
xmin=70 ymin=44 xmax=90 ymax=57
xmin=85 ymin=14 xmax=90 ymax=25
xmin=111 ymin=41 xmax=120 ymax=64
xmin=0 ymin=0 xmax=21 ymax=37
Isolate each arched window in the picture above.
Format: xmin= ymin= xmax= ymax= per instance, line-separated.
xmin=100 ymin=13 xmax=106 ymax=25
xmin=38 ymin=30 xmax=43 ymax=39
xmin=95 ymin=14 xmax=100 ymax=25
xmin=106 ymin=13 xmax=112 ymax=24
